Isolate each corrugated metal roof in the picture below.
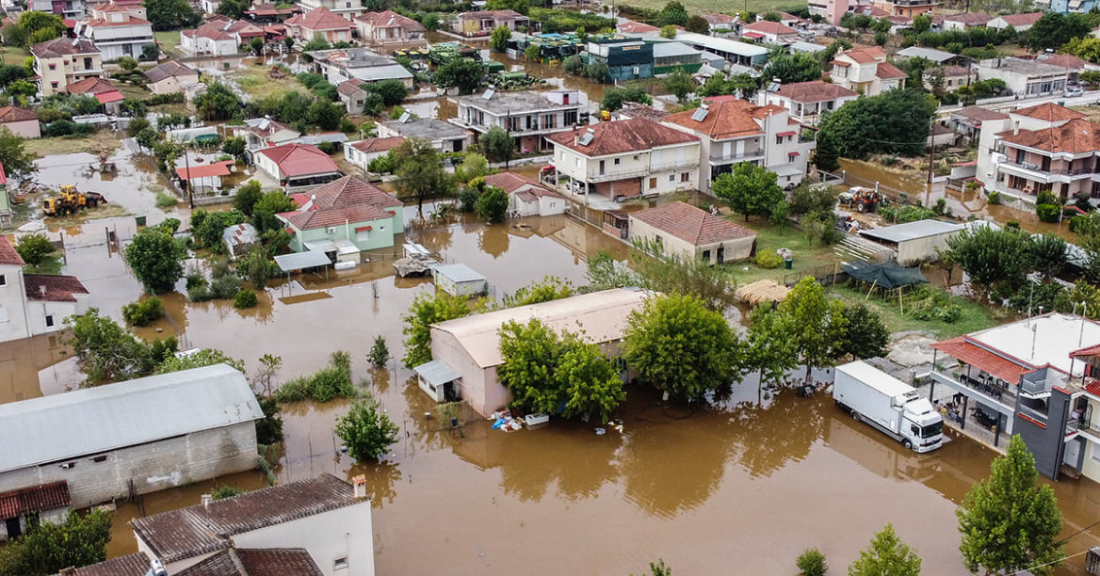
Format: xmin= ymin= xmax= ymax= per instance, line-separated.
xmin=433 ymin=263 xmax=486 ymax=283
xmin=414 ymin=360 xmax=460 ymax=387
xmin=275 ymin=251 xmax=332 ymax=272
xmin=859 ymin=219 xmax=963 ymax=244
xmin=0 ymin=365 xmax=261 ymax=473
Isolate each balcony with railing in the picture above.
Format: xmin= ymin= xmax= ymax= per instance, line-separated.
xmin=709 ymin=148 xmax=765 ymax=165
xmin=930 ymin=371 xmax=1017 ymax=414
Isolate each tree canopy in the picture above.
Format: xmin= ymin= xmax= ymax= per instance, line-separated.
xmin=657 ymin=1 xmax=688 ymax=26
xmin=435 ymin=58 xmax=484 ymax=94
xmin=394 ymin=138 xmax=453 ymax=211
xmin=124 ymin=227 xmax=186 ymax=294
xmin=482 ymin=125 xmax=515 ymax=167
xmin=1027 ymin=12 xmax=1093 ymax=51
xmin=623 ymin=293 xmax=742 ymax=401
xmin=817 ymin=89 xmax=935 ymax=159
xmin=335 ymin=397 xmax=399 ymax=462
xmin=490 ymin=25 xmax=511 ymax=51
xmin=402 ymin=291 xmax=472 ymax=368
xmin=944 ymin=225 xmax=1031 ymax=294
xmin=957 ymin=435 xmax=1064 ymax=576
xmin=0 ymin=509 xmax=112 ymax=576
xmin=195 ymin=81 xmax=243 ymax=121
xmin=762 ymin=52 xmax=823 ymax=85
xmin=848 ymin=524 xmax=922 ymax=576
xmin=65 ymin=308 xmax=178 ymax=385
xmin=144 ymin=0 xmax=201 ymax=30
xmin=713 ymin=163 xmax=785 ymax=221
xmin=0 ymin=127 xmax=34 ymax=176
xmin=600 ymin=85 xmax=652 ymax=112
xmin=758 ymin=277 xmax=849 ymax=384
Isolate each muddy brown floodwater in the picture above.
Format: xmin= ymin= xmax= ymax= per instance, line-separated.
xmin=16 ymin=147 xmax=1100 ymax=575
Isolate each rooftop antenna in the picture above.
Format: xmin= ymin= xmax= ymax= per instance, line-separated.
xmin=1081 ymin=305 xmax=1089 ymax=347
xmin=1032 ymin=318 xmax=1040 ymax=359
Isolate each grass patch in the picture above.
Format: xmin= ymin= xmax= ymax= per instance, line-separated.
xmin=722 ymin=218 xmax=842 ymax=285
xmin=155 ymin=189 xmax=179 ymax=208
xmin=26 ymin=254 xmax=62 ymax=275
xmin=622 ymin=0 xmax=804 ymax=17
xmin=25 ymin=131 xmax=122 ymax=158
xmin=115 ymin=81 xmax=150 ymax=102
xmin=231 ymin=64 xmax=308 ymax=100
xmin=154 ymin=30 xmax=185 ymax=59
xmin=0 ymin=46 xmax=30 ymax=66
xmin=831 ymin=284 xmax=1003 ymax=339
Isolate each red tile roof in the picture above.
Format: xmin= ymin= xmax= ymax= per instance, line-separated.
xmin=996 ymin=12 xmax=1042 ymax=26
xmin=85 ymin=15 xmax=151 ymax=27
xmin=0 ymin=236 xmax=25 ymax=267
xmin=1042 ymin=54 xmax=1089 ymax=71
xmin=279 ymin=175 xmax=401 ymax=230
xmin=66 ymin=76 xmax=118 ymax=95
xmin=547 ymin=119 xmax=699 ymax=156
xmin=457 ymin=9 xmax=526 ymax=20
xmin=838 ymin=46 xmax=886 ymax=64
xmin=63 ymin=553 xmax=151 ymax=576
xmin=943 ymin=65 xmax=970 ymax=77
xmin=350 ymin=136 xmax=404 ymax=154
xmin=131 ymin=475 xmax=363 ymax=563
xmin=619 ymin=20 xmax=659 ymax=33
xmin=773 ymin=80 xmax=859 ymax=103
xmin=25 ymin=274 xmax=89 ymax=302
xmin=876 ymin=61 xmax=907 ymax=79
xmin=247 ymin=3 xmax=301 ymax=16
xmin=144 ymin=60 xmax=197 ymax=83
xmin=1012 ymin=102 xmax=1087 ymax=123
xmin=483 ymin=172 xmax=560 ymax=198
xmin=257 ymin=143 xmax=340 ymax=178
xmin=337 ymin=79 xmax=368 ymax=97
xmin=0 ymin=106 xmax=38 ymax=123
xmin=94 ymin=91 xmax=124 ymax=104
xmin=176 ymin=547 xmax=323 ymax=576
xmin=952 ymin=105 xmax=1009 ymax=122
xmin=176 ymin=160 xmax=234 ymax=180
xmin=630 ymin=201 xmax=756 ymax=245
xmin=355 ymin=10 xmax=425 ymax=31
xmin=998 ymin=118 xmax=1100 ymax=155
xmin=664 ymin=99 xmax=788 ymax=140
xmin=30 ymin=37 xmax=99 ymax=58
xmin=944 ymin=12 xmax=991 ymax=24
xmin=742 ymin=20 xmax=797 ymax=35
xmin=0 ymin=481 xmax=70 ymax=519
xmin=931 ymin=336 xmax=1033 ymax=384
xmin=286 ymin=7 xmax=355 ymax=31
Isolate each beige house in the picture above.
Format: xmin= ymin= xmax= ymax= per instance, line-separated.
xmin=830 ymin=46 xmax=907 ymax=96
xmin=484 ymin=172 xmax=566 ymax=217
xmin=354 ymin=10 xmax=426 ymax=46
xmin=344 ymin=136 xmax=404 ymax=171
xmin=0 ymin=107 xmax=40 ymax=139
xmin=450 ymin=9 xmax=529 ymax=37
xmin=762 ymin=80 xmax=859 ymax=127
xmin=336 ymin=79 xmax=369 ymax=114
xmin=30 ymin=37 xmax=102 ymax=97
xmin=629 ymin=201 xmax=757 ymax=264
xmin=143 ymin=60 xmax=199 ymax=95
xmin=546 ymin=119 xmax=701 ymax=201
xmin=422 ymin=288 xmax=650 ymax=417
xmin=285 ymin=7 xmax=355 ymax=44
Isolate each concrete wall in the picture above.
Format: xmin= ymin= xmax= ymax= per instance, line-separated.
xmin=36 ymin=54 xmax=103 ymax=96
xmin=255 ymin=152 xmax=285 ymax=181
xmin=0 ymin=268 xmax=31 ymax=344
xmin=344 ymin=145 xmax=387 ymax=171
xmin=1081 ymin=437 xmax=1100 ymax=482
xmin=0 ymin=422 xmax=258 ymax=508
xmin=896 ymin=231 xmax=960 ymax=266
xmin=1 ymin=119 xmax=40 ymax=139
xmin=430 ymin=328 xmax=501 ymax=416
xmin=294 ymin=213 xmax=400 ymax=253
xmin=630 ymin=217 xmax=756 ymax=263
xmin=24 ymin=295 xmax=87 ymax=337
xmin=150 ymin=73 xmax=198 ymax=95
xmin=234 ymin=501 xmax=375 ymax=576
xmin=0 ymin=505 xmax=68 ymax=540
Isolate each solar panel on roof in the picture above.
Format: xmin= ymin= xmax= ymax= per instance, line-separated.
xmin=579 ymin=130 xmax=594 ymax=146
xmin=483 ymin=87 xmax=496 ymax=100
xmin=691 ymin=107 xmax=708 ymax=122
xmin=398 ymin=111 xmax=411 ymax=123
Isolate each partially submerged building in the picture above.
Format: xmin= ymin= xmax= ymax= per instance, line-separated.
xmin=255 ymin=143 xmax=342 ymax=190
xmin=277 ymin=175 xmax=403 ymax=261
xmin=420 ymin=288 xmax=650 ymax=416
xmin=859 ymin=219 xmax=964 ymax=265
xmin=629 ymin=201 xmax=757 ymax=264
xmin=449 ymin=89 xmax=584 ymax=152
xmin=0 ymin=364 xmax=262 ymax=508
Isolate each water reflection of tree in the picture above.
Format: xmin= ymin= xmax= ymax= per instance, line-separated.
xmin=727 ymin=390 xmax=826 ymax=478
xmin=346 ymin=460 xmax=402 ymax=507
xmin=369 ymin=367 xmax=392 ymax=394
xmin=478 ymin=224 xmax=510 ymax=259
xmin=496 ymin=429 xmax=623 ymax=502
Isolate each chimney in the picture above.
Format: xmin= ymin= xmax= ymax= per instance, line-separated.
xmin=573 ymin=124 xmax=579 ymax=145
xmin=352 ymin=474 xmax=368 ymax=498
xmin=201 ymin=493 xmax=212 ymax=509
xmin=1014 ymin=120 xmax=1020 ymax=136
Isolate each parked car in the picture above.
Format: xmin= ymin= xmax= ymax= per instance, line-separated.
xmin=1066 ymin=86 xmax=1084 ymax=98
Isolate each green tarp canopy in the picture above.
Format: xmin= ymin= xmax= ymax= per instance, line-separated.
xmin=842 ymin=261 xmax=928 ymax=290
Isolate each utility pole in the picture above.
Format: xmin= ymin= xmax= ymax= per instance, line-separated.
xmin=183 ymin=146 xmax=194 ymax=209
xmin=926 ymin=117 xmax=935 ymax=206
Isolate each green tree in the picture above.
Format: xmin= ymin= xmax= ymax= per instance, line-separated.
xmin=623 ymin=293 xmax=741 ymax=401
xmin=840 ymin=302 xmax=889 ymax=360
xmin=335 ymin=396 xmax=400 ymax=462
xmin=657 ymin=0 xmax=688 ymax=26
xmin=555 ymin=334 xmax=624 ymax=422
xmin=124 ymin=227 xmax=186 ymax=294
xmin=482 ymin=125 xmax=515 ymax=168
xmin=874 ymin=31 xmax=888 ymax=47
xmin=369 ymin=335 xmax=390 ymax=368
xmin=745 ymin=304 xmax=797 ymax=391
xmin=394 ymin=137 xmax=453 ymax=212
xmin=600 ymin=85 xmax=652 ymax=111
xmin=307 ymin=99 xmax=344 ymax=130
xmin=486 ymin=0 xmax=529 ymax=13
xmin=15 ymin=234 xmax=54 ymax=269
xmin=685 ymin=14 xmax=709 ymax=34
xmin=563 ymin=54 xmax=585 ymax=75
xmin=849 ymin=524 xmax=922 ymax=576
xmin=156 ymin=348 xmax=245 ymax=373
xmin=798 ymin=549 xmax=828 ymax=576
xmin=490 ymin=25 xmax=511 ymax=51
xmin=144 ymin=0 xmax=201 ymax=30
xmin=699 ymin=71 xmax=731 ymax=96
xmin=713 ymin=162 xmax=785 ymax=221
xmin=944 ymin=226 xmax=1031 ymax=294
xmin=454 ymin=152 xmax=491 ymax=184
xmin=250 ymin=37 xmax=264 ymax=55
xmin=65 ymin=308 xmax=178 ymax=385
xmin=239 ymin=247 xmax=276 ymax=289
xmin=763 ymin=52 xmax=823 ymax=85
xmin=222 ymin=135 xmax=247 ymax=161
xmin=1027 ymin=12 xmax=1092 ymax=51
xmin=584 ymin=61 xmax=610 ymax=81
xmin=1028 ymin=233 xmax=1067 ymax=281
xmin=435 ymin=58 xmax=484 ymax=94
xmin=195 ymin=81 xmax=243 ymax=121
xmin=402 ymin=291 xmax=472 ymax=368
xmin=817 ymin=89 xmax=935 ymax=159
xmin=663 ymin=69 xmax=694 ymax=102
xmin=368 ymin=78 xmax=408 ymax=106
xmin=813 ymin=130 xmax=841 ymax=172
xmin=1064 ymin=36 xmax=1100 ymax=64
xmin=0 ymin=509 xmax=112 ymax=576
xmin=776 ymin=277 xmax=848 ymax=383
xmin=632 ymin=559 xmax=672 ymax=576
xmin=216 ymin=0 xmax=247 ymax=18
xmin=135 ymin=127 xmax=161 ymax=152
xmin=788 ymin=182 xmax=838 ymax=216
xmin=232 ymin=179 xmax=263 ymax=216
xmin=525 ymin=44 xmax=541 ymax=61
xmin=475 ymin=185 xmax=509 ymax=223
xmin=255 ymin=395 xmax=284 ymax=444
xmin=0 ymin=127 xmax=34 ymax=176
xmin=957 ymin=435 xmax=1064 ymax=575
xmin=911 ymin=13 xmax=931 ymax=33
xmin=18 ymin=11 xmax=66 ymax=46
xmin=660 ymin=24 xmax=677 ymax=38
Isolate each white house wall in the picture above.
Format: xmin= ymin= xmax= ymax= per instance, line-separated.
xmin=234 ymin=502 xmax=376 ymax=576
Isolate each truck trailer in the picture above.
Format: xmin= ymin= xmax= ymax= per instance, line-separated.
xmin=833 ymin=360 xmax=944 ymax=453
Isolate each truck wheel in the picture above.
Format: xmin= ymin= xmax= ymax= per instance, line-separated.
xmin=852 ymin=411 xmax=861 ymax=423
xmin=903 ymin=439 xmax=913 ymax=450
xmin=856 ymin=203 xmax=865 ymax=212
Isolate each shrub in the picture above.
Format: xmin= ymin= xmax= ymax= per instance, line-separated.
xmin=796 ymin=548 xmax=827 ymax=576
xmin=754 ymin=250 xmax=783 ymax=269
xmin=1036 ymin=203 xmax=1061 ymax=223
xmin=368 ymin=335 xmax=389 ymax=368
xmin=122 ymin=297 xmax=165 ymax=326
xmin=1071 ymin=214 xmax=1090 ymax=235
xmin=335 ymin=396 xmax=399 ymax=462
xmin=212 ymin=485 xmax=246 ymax=500
xmin=233 ymin=288 xmax=258 ymax=309
xmin=316 ymin=141 xmax=336 ymax=154
xmin=155 ymin=189 xmax=179 ymax=208
xmin=273 ymin=351 xmax=354 ymax=403
xmin=987 ymin=190 xmax=1000 ymax=205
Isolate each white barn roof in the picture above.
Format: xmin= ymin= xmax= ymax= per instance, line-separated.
xmin=0 ymin=364 xmax=262 ymax=473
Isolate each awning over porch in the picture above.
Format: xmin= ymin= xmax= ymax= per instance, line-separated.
xmin=932 ymin=336 xmax=1033 ymax=384
xmin=274 ymin=250 xmax=332 ymax=272
xmin=414 ymin=359 xmax=460 ymax=388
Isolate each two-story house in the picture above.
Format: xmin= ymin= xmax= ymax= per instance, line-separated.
xmin=663 ymin=98 xmax=815 ymax=193
xmin=976 ymin=57 xmax=1069 ymax=98
xmin=740 ymin=20 xmax=799 ymax=43
xmin=547 ymin=119 xmax=701 ymax=200
xmin=30 ymin=37 xmax=102 ymax=97
xmin=927 ymin=313 xmax=1100 ymax=483
xmin=0 ymin=236 xmax=89 ymax=344
xmin=32 ymin=0 xmax=84 ymax=19
xmin=450 ymin=89 xmax=584 ymax=153
xmin=296 ymin=0 xmax=367 ymax=21
xmin=450 ymin=10 xmax=529 ymax=37
xmin=830 ymin=46 xmax=907 ymax=96
xmin=277 ymin=175 xmax=404 ymax=260
xmin=871 ymin=0 xmax=937 ymax=17
xmin=761 ymin=80 xmax=859 ymax=127
xmin=354 ymin=10 xmax=426 ymax=46
xmin=181 ymin=16 xmax=266 ymax=55
xmin=286 ymin=7 xmax=355 ymax=43
xmin=78 ymin=5 xmax=155 ymax=61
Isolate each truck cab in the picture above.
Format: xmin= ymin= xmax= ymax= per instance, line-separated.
xmin=834 ymin=360 xmax=944 ymax=453
xmin=895 ymin=392 xmax=944 ymax=453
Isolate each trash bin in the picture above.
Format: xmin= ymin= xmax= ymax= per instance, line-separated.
xmin=135 ymin=215 xmax=147 ymax=226
xmin=784 ymin=257 xmax=793 ymax=269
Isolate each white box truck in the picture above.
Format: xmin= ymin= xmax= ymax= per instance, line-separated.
xmin=833 ymin=360 xmax=944 ymax=453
